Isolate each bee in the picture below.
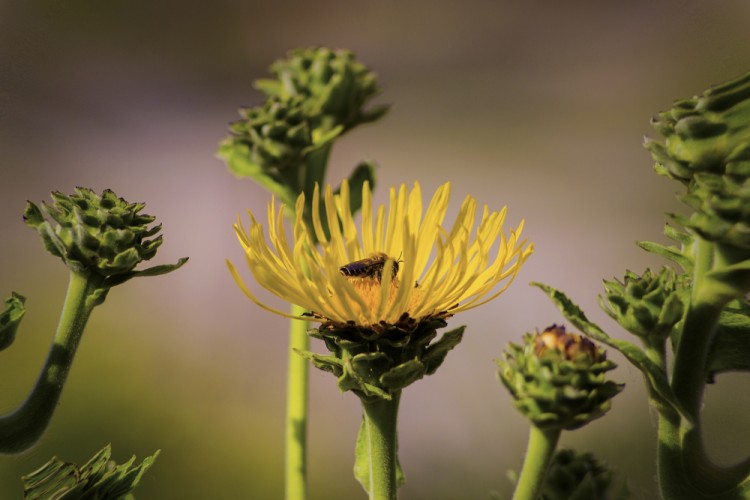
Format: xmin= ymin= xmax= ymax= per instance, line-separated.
xmin=340 ymin=252 xmax=400 ymax=281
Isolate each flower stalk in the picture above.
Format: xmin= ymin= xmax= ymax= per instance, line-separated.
xmin=231 ymin=179 xmax=531 ymax=495
xmin=285 ymin=307 xmax=309 ymax=500
xmin=0 ymin=271 xmax=97 ymax=453
xmin=512 ymin=425 xmax=561 ymax=500
xmin=359 ymin=392 xmax=401 ymax=500
xmin=0 ymin=188 xmax=186 ymax=454
xmin=220 ymin=47 xmax=390 ymax=498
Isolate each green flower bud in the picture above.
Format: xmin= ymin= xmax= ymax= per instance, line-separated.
xmin=297 ymin=315 xmax=464 ymax=402
xmin=497 ymin=325 xmax=623 ymax=430
xmin=23 ymin=188 xmax=186 ymax=285
xmin=600 ymin=268 xmax=686 ymax=342
xmin=256 ymin=47 xmax=389 ymax=132
xmin=223 ymin=96 xmax=315 ymax=184
xmin=645 ymin=72 xmax=750 ymax=252
xmin=539 ymin=449 xmax=617 ymax=500
xmin=645 ymin=71 xmax=750 ymax=184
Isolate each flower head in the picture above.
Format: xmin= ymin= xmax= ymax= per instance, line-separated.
xmin=230 ymin=180 xmax=533 ymax=330
xmin=497 ymin=325 xmax=623 ymax=430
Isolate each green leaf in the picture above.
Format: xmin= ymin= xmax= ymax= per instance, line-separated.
xmin=423 ymin=326 xmax=465 ymax=375
xmin=637 ymin=240 xmax=693 ymax=272
xmin=217 ymin=140 xmax=296 ymax=204
xmin=532 ymin=282 xmax=692 ymax=424
xmin=22 ymin=444 xmax=159 ymax=499
xmin=101 ymin=257 xmax=189 ymax=290
xmin=310 ymin=124 xmax=344 ymax=147
xmin=358 ymin=104 xmax=391 ymax=125
xmin=380 ymin=360 xmax=425 ymax=391
xmin=339 ymin=161 xmax=376 ymax=217
xmin=706 ymin=309 xmax=750 ymax=380
xmin=0 ymin=292 xmax=25 ymax=351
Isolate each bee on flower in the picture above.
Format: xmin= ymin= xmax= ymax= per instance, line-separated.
xmin=229 ymin=180 xmax=533 ymax=333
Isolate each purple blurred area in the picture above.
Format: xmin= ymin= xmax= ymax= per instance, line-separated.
xmin=2 ymin=1 xmax=750 ymax=498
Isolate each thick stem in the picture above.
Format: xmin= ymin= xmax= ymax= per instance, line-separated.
xmin=0 ymin=271 xmax=97 ymax=453
xmin=303 ymin=143 xmax=332 ymax=199
xmin=361 ymin=392 xmax=401 ymax=500
xmin=285 ymin=304 xmax=309 ymax=500
xmin=512 ymin=425 xmax=561 ymax=500
xmin=658 ymin=238 xmax=750 ymax=497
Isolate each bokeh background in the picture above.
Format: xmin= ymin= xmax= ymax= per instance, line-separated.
xmin=2 ymin=1 xmax=750 ymax=498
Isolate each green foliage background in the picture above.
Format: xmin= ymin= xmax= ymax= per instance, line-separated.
xmin=2 ymin=1 xmax=750 ymax=498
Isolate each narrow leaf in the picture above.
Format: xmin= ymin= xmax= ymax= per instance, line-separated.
xmin=636 ymin=241 xmax=693 ymax=272
xmin=532 ymin=282 xmax=692 ymax=424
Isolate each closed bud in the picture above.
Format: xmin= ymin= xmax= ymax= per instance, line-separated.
xmin=23 ymin=188 xmax=185 ymax=290
xmin=600 ymin=268 xmax=686 ymax=342
xmin=261 ymin=47 xmax=389 ymax=132
xmin=497 ymin=325 xmax=623 ymax=430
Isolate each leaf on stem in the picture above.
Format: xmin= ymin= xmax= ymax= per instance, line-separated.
xmin=353 ymin=415 xmax=405 ymax=495
xmin=0 ymin=292 xmax=25 ymax=351
xmin=532 ymin=282 xmax=692 ymax=425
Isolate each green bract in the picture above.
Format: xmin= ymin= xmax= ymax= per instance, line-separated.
xmin=600 ymin=268 xmax=686 ymax=342
xmin=645 ymin=71 xmax=750 ymax=251
xmin=298 ymin=316 xmax=464 ymax=402
xmin=22 ymin=444 xmax=158 ymax=500
xmin=23 ymin=188 xmax=187 ymax=290
xmin=497 ymin=326 xmax=623 ymax=430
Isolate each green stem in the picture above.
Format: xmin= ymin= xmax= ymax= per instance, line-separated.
xmin=512 ymin=425 xmax=561 ymax=500
xmin=361 ymin=392 xmax=401 ymax=500
xmin=659 ymin=239 xmax=750 ymax=497
xmin=285 ymin=304 xmax=309 ymax=500
xmin=0 ymin=271 xmax=97 ymax=453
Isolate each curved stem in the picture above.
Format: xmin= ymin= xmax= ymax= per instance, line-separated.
xmin=285 ymin=304 xmax=309 ymax=500
xmin=360 ymin=392 xmax=401 ymax=500
xmin=0 ymin=271 xmax=97 ymax=453
xmin=512 ymin=425 xmax=561 ymax=500
xmin=671 ymin=239 xmax=719 ymax=418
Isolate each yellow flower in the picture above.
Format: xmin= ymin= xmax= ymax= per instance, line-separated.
xmin=229 ymin=180 xmax=533 ymax=328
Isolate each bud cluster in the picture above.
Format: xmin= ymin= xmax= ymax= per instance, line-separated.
xmin=219 ymin=47 xmax=388 ymax=195
xmin=23 ymin=188 xmax=162 ymax=278
xmin=600 ymin=268 xmax=686 ymax=342
xmin=645 ymin=72 xmax=750 ymax=251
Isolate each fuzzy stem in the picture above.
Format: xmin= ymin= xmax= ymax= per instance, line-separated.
xmin=512 ymin=425 xmax=561 ymax=500
xmin=285 ymin=304 xmax=309 ymax=500
xmin=0 ymin=271 xmax=97 ymax=453
xmin=361 ymin=392 xmax=401 ymax=500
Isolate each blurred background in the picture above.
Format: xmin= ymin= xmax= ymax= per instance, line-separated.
xmin=2 ymin=1 xmax=750 ymax=498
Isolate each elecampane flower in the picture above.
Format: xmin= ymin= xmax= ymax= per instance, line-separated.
xmin=229 ymin=180 xmax=532 ymax=328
